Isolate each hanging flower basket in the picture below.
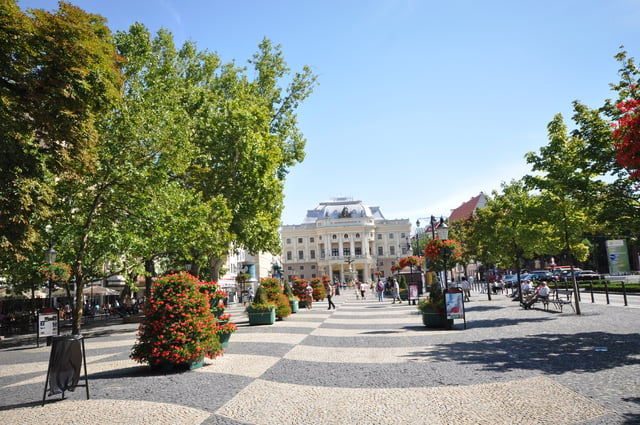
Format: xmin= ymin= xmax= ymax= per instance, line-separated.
xmin=423 ymin=239 xmax=463 ymax=272
xmin=38 ymin=263 xmax=72 ymax=282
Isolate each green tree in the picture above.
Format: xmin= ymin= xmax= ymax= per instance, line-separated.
xmin=189 ymin=38 xmax=317 ymax=279
xmin=525 ymin=116 xmax=602 ymax=314
xmin=0 ymin=1 xmax=122 ymax=262
xmin=473 ymin=181 xmax=550 ymax=303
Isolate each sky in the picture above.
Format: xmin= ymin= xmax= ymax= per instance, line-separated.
xmin=19 ymin=0 xmax=640 ymax=228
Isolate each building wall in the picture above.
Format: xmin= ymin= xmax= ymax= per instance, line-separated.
xmin=281 ymin=200 xmax=411 ymax=284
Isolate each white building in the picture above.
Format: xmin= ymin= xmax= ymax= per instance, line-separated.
xmin=280 ymin=197 xmax=411 ymax=284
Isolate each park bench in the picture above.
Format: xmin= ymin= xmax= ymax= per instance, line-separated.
xmin=549 ymin=289 xmax=575 ymax=312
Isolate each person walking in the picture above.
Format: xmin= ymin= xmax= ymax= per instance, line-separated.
xmin=391 ymin=278 xmax=402 ymax=304
xmin=326 ymin=283 xmax=336 ymax=310
xmin=305 ymin=282 xmax=314 ymax=309
xmin=376 ymin=279 xmax=385 ymax=302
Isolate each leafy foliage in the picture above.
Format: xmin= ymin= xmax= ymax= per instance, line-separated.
xmin=131 ymin=272 xmax=222 ymax=367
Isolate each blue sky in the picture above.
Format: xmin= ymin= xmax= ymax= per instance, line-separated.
xmin=20 ymin=0 xmax=640 ymax=227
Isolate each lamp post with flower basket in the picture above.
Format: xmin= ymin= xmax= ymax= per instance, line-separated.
xmin=420 ymin=237 xmax=463 ymax=328
xmin=398 ymin=256 xmax=421 ymax=304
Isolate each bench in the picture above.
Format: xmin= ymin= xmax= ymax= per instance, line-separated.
xmin=522 ymin=289 xmax=574 ymax=312
xmin=549 ymin=289 xmax=575 ymax=312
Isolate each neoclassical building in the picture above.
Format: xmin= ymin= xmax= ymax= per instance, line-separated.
xmin=280 ymin=198 xmax=411 ymax=284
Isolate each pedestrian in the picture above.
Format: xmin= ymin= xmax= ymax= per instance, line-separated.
xmin=376 ymin=279 xmax=384 ymax=302
xmin=360 ymin=281 xmax=366 ymax=299
xmin=460 ymin=277 xmax=471 ymax=302
xmin=355 ymin=281 xmax=361 ymax=300
xmin=326 ymin=283 xmax=336 ymax=310
xmin=305 ymin=282 xmax=314 ymax=309
xmin=391 ymin=278 xmax=402 ymax=304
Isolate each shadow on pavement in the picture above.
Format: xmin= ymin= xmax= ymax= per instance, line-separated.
xmin=402 ymin=331 xmax=640 ymax=374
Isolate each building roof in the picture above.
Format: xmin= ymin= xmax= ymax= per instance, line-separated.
xmin=303 ymin=197 xmax=385 ymax=223
xmin=448 ymin=192 xmax=487 ymax=222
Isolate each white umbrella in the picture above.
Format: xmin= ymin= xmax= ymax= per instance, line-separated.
xmin=83 ymin=285 xmax=120 ymax=296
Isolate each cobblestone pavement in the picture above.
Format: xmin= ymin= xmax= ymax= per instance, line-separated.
xmin=1 ymin=291 xmax=639 ymax=424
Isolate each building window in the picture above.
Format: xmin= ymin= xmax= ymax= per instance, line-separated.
xmin=344 ymin=234 xmax=348 ymax=239
xmin=286 ymin=238 xmax=291 ymax=244
xmin=311 ymin=265 xmax=316 ymax=270
xmin=377 ymin=246 xmax=383 ymax=256
xmin=321 ymin=249 xmax=325 ymax=258
xmin=390 ymin=246 xmax=395 ymax=255
xmin=331 ymin=248 xmax=339 ymax=257
xmin=310 ymin=250 xmax=316 ymax=259
xmin=299 ymin=265 xmax=304 ymax=270
xmin=343 ymin=248 xmax=350 ymax=256
xmin=298 ymin=238 xmax=303 ymax=243
xmin=310 ymin=237 xmax=314 ymax=243
xmin=390 ymin=233 xmax=394 ymax=239
xmin=286 ymin=251 xmax=292 ymax=260
xmin=377 ymin=234 xmax=382 ymax=240
xmin=312 ymin=273 xmax=317 ymax=278
xmin=355 ymin=233 xmax=360 ymax=238
xmin=400 ymin=233 xmax=405 ymax=239
xmin=355 ymin=247 xmax=362 ymax=255
xmin=287 ymin=266 xmax=293 ymax=271
xmin=298 ymin=250 xmax=304 ymax=260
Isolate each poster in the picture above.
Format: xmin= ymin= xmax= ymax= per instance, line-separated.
xmin=409 ymin=284 xmax=419 ymax=301
xmin=445 ymin=291 xmax=464 ymax=320
xmin=606 ymin=239 xmax=630 ymax=274
xmin=38 ymin=311 xmax=58 ymax=337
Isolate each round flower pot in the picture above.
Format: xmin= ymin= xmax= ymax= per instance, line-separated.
xmin=151 ymin=356 xmax=205 ymax=372
xmin=218 ymin=332 xmax=232 ymax=348
xmin=289 ymin=300 xmax=299 ymax=313
xmin=420 ymin=304 xmax=453 ymax=329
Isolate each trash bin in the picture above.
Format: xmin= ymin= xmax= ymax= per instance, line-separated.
xmin=47 ymin=335 xmax=83 ymax=395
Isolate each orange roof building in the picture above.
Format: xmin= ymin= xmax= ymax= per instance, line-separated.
xmin=448 ymin=192 xmax=487 ymax=223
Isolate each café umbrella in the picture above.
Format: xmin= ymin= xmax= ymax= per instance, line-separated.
xmin=83 ymin=286 xmax=119 ymax=296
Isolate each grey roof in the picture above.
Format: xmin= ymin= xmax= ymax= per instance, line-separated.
xmin=303 ymin=197 xmax=385 ymax=223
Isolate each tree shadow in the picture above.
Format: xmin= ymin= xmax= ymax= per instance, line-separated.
xmin=463 ymin=304 xmax=507 ymax=312
xmin=402 ymin=331 xmax=640 ymax=374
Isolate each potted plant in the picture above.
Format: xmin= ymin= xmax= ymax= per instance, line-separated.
xmin=246 ymin=284 xmax=277 ymax=325
xmin=291 ymin=278 xmax=309 ymax=308
xmin=419 ymin=238 xmax=463 ymax=328
xmin=310 ymin=277 xmax=326 ymax=301
xmin=283 ymin=280 xmax=299 ymax=313
xmin=131 ymin=272 xmax=222 ymax=371
xmin=417 ymin=280 xmax=452 ymax=328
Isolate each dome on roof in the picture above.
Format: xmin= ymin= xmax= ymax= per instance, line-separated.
xmin=304 ymin=198 xmax=384 ymax=223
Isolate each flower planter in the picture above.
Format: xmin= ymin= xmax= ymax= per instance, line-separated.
xmin=289 ymin=300 xmax=299 ymax=313
xmin=421 ymin=312 xmax=454 ymax=329
xmin=419 ymin=303 xmax=454 ymax=329
xmin=152 ymin=356 xmax=205 ymax=372
xmin=247 ymin=307 xmax=276 ymax=325
xmin=218 ymin=332 xmax=231 ymax=348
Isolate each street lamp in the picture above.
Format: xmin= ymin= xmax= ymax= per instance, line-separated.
xmin=436 ymin=218 xmax=450 ymax=289
xmin=415 ymin=219 xmax=421 ymax=256
xmin=44 ymin=243 xmax=57 ymax=308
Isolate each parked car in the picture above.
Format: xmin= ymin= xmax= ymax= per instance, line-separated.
xmin=528 ymin=270 xmax=555 ymax=282
xmin=574 ymin=270 xmax=601 ymax=281
xmin=502 ymin=274 xmax=518 ymax=288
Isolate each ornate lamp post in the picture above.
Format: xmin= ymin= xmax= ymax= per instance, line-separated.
xmin=44 ymin=244 xmax=57 ymax=308
xmin=436 ymin=219 xmax=449 ymax=290
xmin=415 ymin=219 xmax=421 ymax=256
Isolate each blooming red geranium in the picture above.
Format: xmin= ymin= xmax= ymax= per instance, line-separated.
xmin=612 ymin=96 xmax=640 ymax=181
xmin=398 ymin=256 xmax=421 ymax=269
xmin=131 ymin=271 xmax=223 ymax=368
xmin=38 ymin=262 xmax=71 ymax=282
xmin=423 ymin=239 xmax=463 ymax=272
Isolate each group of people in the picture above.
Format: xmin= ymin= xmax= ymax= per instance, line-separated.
xmin=352 ymin=279 xmax=402 ymax=303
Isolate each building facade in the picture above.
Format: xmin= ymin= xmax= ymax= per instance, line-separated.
xmin=280 ymin=198 xmax=411 ymax=284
